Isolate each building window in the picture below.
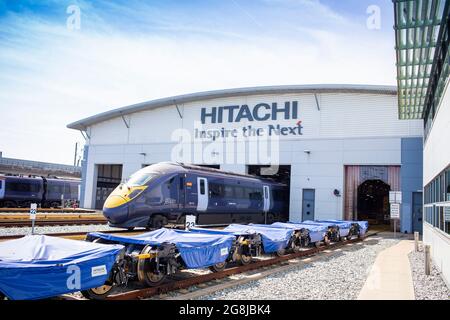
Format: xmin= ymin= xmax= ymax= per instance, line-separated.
xmin=424 ymin=165 xmax=450 ymax=236
xmin=446 ymin=169 xmax=450 ymax=201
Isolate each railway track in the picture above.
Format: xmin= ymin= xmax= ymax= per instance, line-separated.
xmin=0 ymin=219 xmax=107 ymax=228
xmin=0 ymin=223 xmax=377 ymax=300
xmin=105 ymin=232 xmax=378 ymax=300
xmin=0 ymin=208 xmax=96 ymax=213
xmin=0 ymin=229 xmax=146 ymax=241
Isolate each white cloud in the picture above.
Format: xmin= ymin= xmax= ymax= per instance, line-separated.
xmin=0 ymin=3 xmax=396 ymax=164
xmin=261 ymin=0 xmax=350 ymax=25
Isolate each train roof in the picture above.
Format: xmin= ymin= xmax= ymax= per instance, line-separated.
xmin=0 ymin=175 xmax=43 ymax=181
xmin=0 ymin=175 xmax=80 ymax=183
xmin=142 ymin=162 xmax=286 ymax=186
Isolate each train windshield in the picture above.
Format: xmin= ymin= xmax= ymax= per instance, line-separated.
xmin=126 ymin=171 xmax=158 ymax=186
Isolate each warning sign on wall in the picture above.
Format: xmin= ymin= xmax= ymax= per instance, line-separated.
xmin=390 ymin=203 xmax=400 ymax=219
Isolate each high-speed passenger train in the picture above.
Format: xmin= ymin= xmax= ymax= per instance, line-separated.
xmin=0 ymin=175 xmax=80 ymax=208
xmin=103 ymin=162 xmax=289 ymax=229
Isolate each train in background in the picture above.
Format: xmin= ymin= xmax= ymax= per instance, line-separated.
xmin=103 ymin=162 xmax=289 ymax=229
xmin=0 ymin=175 xmax=80 ymax=208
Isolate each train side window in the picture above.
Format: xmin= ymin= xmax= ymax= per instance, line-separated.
xmin=7 ymin=182 xmax=34 ymax=193
xmin=199 ymin=179 xmax=205 ymax=195
xmin=248 ymin=188 xmax=262 ymax=201
xmin=224 ymin=185 xmax=233 ymax=198
xmin=70 ymin=185 xmax=79 ymax=199
xmin=209 ymin=183 xmax=223 ymax=198
xmin=30 ymin=183 xmax=40 ymax=193
xmin=234 ymin=186 xmax=244 ymax=199
xmin=167 ymin=177 xmax=175 ymax=188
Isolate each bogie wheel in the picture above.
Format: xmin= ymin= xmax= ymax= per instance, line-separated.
xmin=239 ymin=254 xmax=252 ymax=265
xmin=151 ymin=215 xmax=168 ymax=229
xmin=4 ymin=201 xmax=16 ymax=208
xmin=81 ymin=284 xmax=117 ymax=300
xmin=178 ymin=215 xmax=186 ymax=226
xmin=315 ymin=241 xmax=321 ymax=248
xmin=291 ymin=239 xmax=302 ymax=252
xmin=209 ymin=261 xmax=226 ymax=272
xmin=50 ymin=202 xmax=60 ymax=208
xmin=137 ymin=245 xmax=166 ymax=287
xmin=265 ymin=213 xmax=275 ymax=224
xmin=324 ymin=236 xmax=331 ymax=246
xmin=275 ymin=249 xmax=286 ymax=257
xmin=302 ymin=237 xmax=310 ymax=248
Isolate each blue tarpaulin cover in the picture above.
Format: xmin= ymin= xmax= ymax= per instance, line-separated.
xmin=271 ymin=222 xmax=327 ymax=243
xmin=87 ymin=228 xmax=235 ymax=269
xmin=319 ymin=220 xmax=369 ymax=235
xmin=223 ymin=224 xmax=293 ymax=253
xmin=356 ymin=221 xmax=369 ymax=235
xmin=315 ymin=220 xmax=352 ymax=237
xmin=301 ymin=220 xmax=350 ymax=236
xmin=301 ymin=220 xmax=337 ymax=228
xmin=0 ymin=235 xmax=124 ymax=300
xmin=315 ymin=220 xmax=368 ymax=236
xmin=189 ymin=227 xmax=252 ymax=237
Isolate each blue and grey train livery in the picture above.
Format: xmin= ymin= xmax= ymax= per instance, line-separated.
xmin=0 ymin=175 xmax=80 ymax=208
xmin=103 ymin=162 xmax=289 ymax=229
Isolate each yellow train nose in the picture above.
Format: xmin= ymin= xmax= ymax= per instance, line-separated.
xmin=103 ymin=185 xmax=147 ymax=209
xmin=104 ymin=195 xmax=128 ymax=209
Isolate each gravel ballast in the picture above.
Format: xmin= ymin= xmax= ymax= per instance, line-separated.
xmin=199 ymin=236 xmax=400 ymax=300
xmin=409 ymin=250 xmax=450 ymax=300
xmin=0 ymin=224 xmax=121 ymax=236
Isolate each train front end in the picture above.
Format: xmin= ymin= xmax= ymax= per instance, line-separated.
xmin=103 ymin=167 xmax=158 ymax=228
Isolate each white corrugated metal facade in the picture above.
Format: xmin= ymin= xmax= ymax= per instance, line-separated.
xmin=69 ymin=85 xmax=423 ymax=229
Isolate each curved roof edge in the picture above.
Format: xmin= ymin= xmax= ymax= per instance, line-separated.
xmin=67 ymin=84 xmax=397 ymax=130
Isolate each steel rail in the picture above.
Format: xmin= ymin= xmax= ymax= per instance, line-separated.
xmin=0 ymin=219 xmax=107 ymax=228
xmin=0 ymin=229 xmax=146 ymax=241
xmin=106 ymin=232 xmax=377 ymax=300
xmin=0 ymin=208 xmax=96 ymax=213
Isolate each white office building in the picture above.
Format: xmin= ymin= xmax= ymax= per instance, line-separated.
xmin=393 ymin=0 xmax=450 ymax=285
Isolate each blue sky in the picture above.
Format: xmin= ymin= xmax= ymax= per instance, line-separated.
xmin=0 ymin=0 xmax=397 ymax=164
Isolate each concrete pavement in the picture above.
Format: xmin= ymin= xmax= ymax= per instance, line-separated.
xmin=358 ymin=239 xmax=415 ymax=300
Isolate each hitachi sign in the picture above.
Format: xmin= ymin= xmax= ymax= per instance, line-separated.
xmin=200 ymin=101 xmax=298 ymax=124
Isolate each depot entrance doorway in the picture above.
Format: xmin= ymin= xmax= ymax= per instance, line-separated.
xmin=357 ymin=179 xmax=390 ymax=224
xmin=344 ymin=165 xmax=400 ymax=225
xmin=247 ymin=165 xmax=291 ymax=221
xmin=94 ymin=164 xmax=123 ymax=209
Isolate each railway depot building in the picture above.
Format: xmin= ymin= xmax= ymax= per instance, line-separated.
xmin=68 ymin=84 xmax=424 ymax=233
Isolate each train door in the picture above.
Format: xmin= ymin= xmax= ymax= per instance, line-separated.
xmin=197 ymin=177 xmax=208 ymax=211
xmin=0 ymin=178 xmax=4 ymax=201
xmin=263 ymin=185 xmax=270 ymax=212
xmin=178 ymin=174 xmax=186 ymax=210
